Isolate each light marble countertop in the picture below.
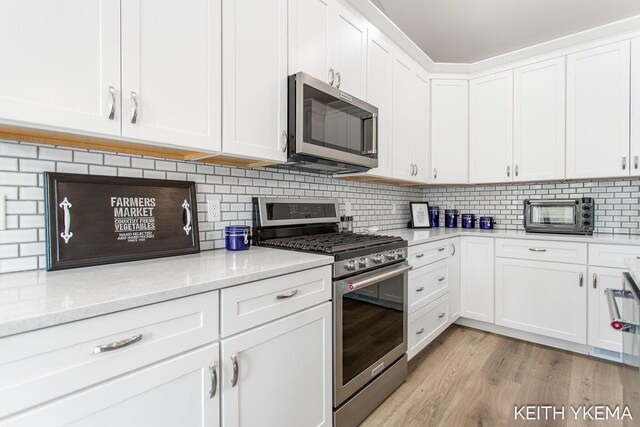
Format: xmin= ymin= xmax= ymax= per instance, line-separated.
xmin=384 ymin=227 xmax=640 ymax=247
xmin=0 ymin=247 xmax=333 ymax=338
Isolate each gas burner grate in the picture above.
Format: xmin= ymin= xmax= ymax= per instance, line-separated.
xmin=262 ymin=232 xmax=403 ymax=254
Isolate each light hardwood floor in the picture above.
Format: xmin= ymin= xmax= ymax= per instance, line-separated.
xmin=362 ymin=325 xmax=638 ymax=427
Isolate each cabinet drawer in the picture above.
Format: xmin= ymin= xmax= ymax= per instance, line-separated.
xmin=409 ymin=259 xmax=449 ymax=314
xmin=588 ymin=244 xmax=640 ymax=268
xmin=495 ymin=238 xmax=587 ymax=264
xmin=221 ymin=266 xmax=331 ymax=337
xmin=408 ymin=294 xmax=449 ymax=360
xmin=0 ymin=291 xmax=218 ymax=418
xmin=409 ymin=240 xmax=452 ymax=269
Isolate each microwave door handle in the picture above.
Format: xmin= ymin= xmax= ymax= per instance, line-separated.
xmin=362 ymin=114 xmax=377 ymax=155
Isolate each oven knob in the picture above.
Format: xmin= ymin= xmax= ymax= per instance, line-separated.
xmin=386 ymin=251 xmax=397 ymax=260
xmin=397 ymin=249 xmax=405 ymax=259
xmin=345 ymin=259 xmax=357 ymax=271
xmin=373 ymin=254 xmax=383 ymax=264
xmin=359 ymin=257 xmax=368 ymax=268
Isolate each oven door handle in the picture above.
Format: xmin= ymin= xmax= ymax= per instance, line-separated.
xmin=347 ymin=265 xmax=413 ymax=293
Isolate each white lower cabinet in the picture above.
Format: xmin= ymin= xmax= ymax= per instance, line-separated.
xmin=460 ymin=237 xmax=494 ymax=323
xmin=2 ymin=343 xmax=220 ymax=427
xmin=408 ymin=258 xmax=448 ymax=313
xmin=587 ymin=266 xmax=624 ymax=352
xmin=448 ymin=239 xmax=461 ymax=323
xmin=495 ymin=258 xmax=587 ymax=344
xmin=221 ymin=302 xmax=332 ymax=427
xmin=408 ymin=294 xmax=449 ymax=360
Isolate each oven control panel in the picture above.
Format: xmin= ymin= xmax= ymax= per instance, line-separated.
xmin=335 ymin=248 xmax=406 ymax=277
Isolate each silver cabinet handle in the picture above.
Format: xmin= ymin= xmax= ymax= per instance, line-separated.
xmin=281 ymin=130 xmax=287 ymax=152
xmin=276 ymin=289 xmax=298 ymax=299
xmin=434 ymin=168 xmax=438 ymax=180
xmin=528 ymin=248 xmax=546 ymax=252
xmin=416 ymin=253 xmax=425 ymax=258
xmin=623 ymin=155 xmax=627 ymax=170
xmin=507 ymin=165 xmax=511 ymax=177
xmin=515 ymin=164 xmax=519 ymax=177
xmin=93 ymin=334 xmax=142 ymax=354
xmin=329 ymin=67 xmax=335 ymax=86
xmin=416 ymin=328 xmax=425 ymax=335
xmin=130 ymin=91 xmax=138 ymax=124
xmin=416 ymin=286 xmax=424 ymax=292
xmin=438 ymin=313 xmax=446 ymax=318
xmin=336 ymin=71 xmax=341 ymax=88
xmin=593 ymin=273 xmax=597 ymax=289
xmin=108 ymin=86 xmax=116 ymax=120
xmin=414 ymin=165 xmax=418 ymax=176
xmin=451 ymin=244 xmax=456 ymax=256
xmin=438 ymin=276 xmax=445 ymax=282
xmin=230 ymin=353 xmax=239 ymax=387
xmin=579 ymin=272 xmax=584 ymax=287
xmin=635 ymin=155 xmax=639 ymax=170
xmin=59 ymin=197 xmax=73 ymax=244
xmin=438 ymin=247 xmax=446 ymax=252
xmin=209 ymin=362 xmax=217 ymax=398
xmin=182 ymin=199 xmax=192 ymax=235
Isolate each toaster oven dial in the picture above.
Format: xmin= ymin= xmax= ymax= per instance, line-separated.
xmin=582 ymin=204 xmax=591 ymax=211
xmin=582 ymin=220 xmax=592 ymax=227
xmin=582 ymin=212 xmax=591 ymax=219
xmin=358 ymin=257 xmax=369 ymax=268
xmin=373 ymin=254 xmax=383 ymax=264
xmin=345 ymin=259 xmax=357 ymax=271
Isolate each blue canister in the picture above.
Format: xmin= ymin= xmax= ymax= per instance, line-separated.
xmin=479 ymin=216 xmax=495 ymax=230
xmin=225 ymin=225 xmax=251 ymax=251
xmin=444 ymin=209 xmax=458 ymax=228
xmin=461 ymin=214 xmax=476 ymax=229
xmin=428 ymin=206 xmax=440 ymax=228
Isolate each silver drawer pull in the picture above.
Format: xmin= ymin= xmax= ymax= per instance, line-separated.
xmin=438 ymin=276 xmax=445 ymax=282
xmin=230 ymin=353 xmax=239 ymax=387
xmin=182 ymin=199 xmax=192 ymax=235
xmin=209 ymin=362 xmax=217 ymax=398
xmin=276 ymin=289 xmax=298 ymax=299
xmin=528 ymin=248 xmax=547 ymax=252
xmin=416 ymin=286 xmax=424 ymax=292
xmin=438 ymin=312 xmax=446 ymax=319
xmin=93 ymin=334 xmax=142 ymax=354
xmin=59 ymin=197 xmax=73 ymax=244
xmin=438 ymin=247 xmax=446 ymax=252
xmin=416 ymin=254 xmax=425 ymax=258
xmin=416 ymin=328 xmax=425 ymax=335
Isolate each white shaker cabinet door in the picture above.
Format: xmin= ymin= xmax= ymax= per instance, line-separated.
xmin=412 ymin=68 xmax=431 ymax=184
xmin=222 ymin=0 xmax=288 ymax=162
xmin=365 ymin=29 xmax=394 ymax=178
xmin=0 ymin=0 xmax=120 ymax=136
xmin=587 ymin=267 xmax=624 ymax=352
xmin=448 ymin=238 xmax=461 ymax=323
xmin=632 ymin=37 xmax=640 ymax=176
xmin=460 ymin=237 xmax=495 ymax=323
xmin=221 ymin=303 xmax=332 ymax=427
xmin=431 ymin=80 xmax=469 ymax=184
xmin=121 ymin=0 xmax=221 ymax=152
xmin=288 ymin=0 xmax=333 ymax=84
xmin=391 ymin=51 xmax=415 ymax=181
xmin=566 ymin=40 xmax=630 ymax=179
xmin=469 ymin=70 xmax=514 ymax=184
xmin=331 ymin=2 xmax=367 ymax=99
xmin=513 ymin=57 xmax=566 ymax=181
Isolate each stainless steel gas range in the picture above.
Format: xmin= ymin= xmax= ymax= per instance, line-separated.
xmin=253 ymin=197 xmax=409 ymax=427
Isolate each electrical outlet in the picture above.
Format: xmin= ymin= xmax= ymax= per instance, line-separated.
xmin=207 ymin=199 xmax=221 ymax=222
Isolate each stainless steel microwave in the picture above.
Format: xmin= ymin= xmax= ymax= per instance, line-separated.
xmin=523 ymin=198 xmax=594 ymax=235
xmin=286 ymin=72 xmax=378 ymax=174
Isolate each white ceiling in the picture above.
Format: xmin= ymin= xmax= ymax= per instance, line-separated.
xmin=372 ymin=0 xmax=640 ymax=63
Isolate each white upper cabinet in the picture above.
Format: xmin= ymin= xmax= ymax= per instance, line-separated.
xmin=365 ymin=29 xmax=394 ymax=178
xmin=412 ymin=68 xmax=430 ymax=184
xmin=288 ymin=0 xmax=366 ymax=98
xmin=288 ymin=0 xmax=332 ymax=83
xmin=513 ymin=57 xmax=566 ymax=181
xmin=469 ymin=70 xmax=514 ymax=183
xmin=566 ymin=40 xmax=631 ymax=179
xmin=121 ymin=0 xmax=221 ymax=152
xmin=0 ymin=0 xmax=121 ymax=137
xmin=632 ymin=37 xmax=640 ymax=176
xmin=222 ymin=0 xmax=287 ymax=162
xmin=391 ymin=52 xmax=416 ymax=181
xmin=431 ymin=80 xmax=469 ymax=184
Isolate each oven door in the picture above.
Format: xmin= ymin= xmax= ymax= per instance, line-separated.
xmin=524 ymin=200 xmax=580 ymax=233
xmin=334 ymin=262 xmax=410 ymax=407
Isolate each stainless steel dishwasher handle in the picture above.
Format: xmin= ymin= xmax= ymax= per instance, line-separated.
xmin=605 ymin=288 xmax=640 ymax=334
xmin=93 ymin=334 xmax=142 ymax=354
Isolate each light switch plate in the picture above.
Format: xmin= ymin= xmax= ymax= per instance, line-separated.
xmin=207 ymin=199 xmax=221 ymax=222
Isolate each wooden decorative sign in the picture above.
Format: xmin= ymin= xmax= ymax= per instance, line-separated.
xmin=45 ymin=173 xmax=200 ymax=270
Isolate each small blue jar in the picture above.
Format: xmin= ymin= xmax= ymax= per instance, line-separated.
xmin=225 ymin=225 xmax=251 ymax=251
xmin=429 ymin=206 xmax=440 ymax=228
xmin=461 ymin=214 xmax=476 ymax=229
xmin=479 ymin=216 xmax=495 ymax=230
xmin=444 ymin=209 xmax=459 ymax=228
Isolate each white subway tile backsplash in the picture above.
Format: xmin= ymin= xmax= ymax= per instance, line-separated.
xmin=105 ymin=154 xmax=131 ymax=167
xmin=57 ymin=162 xmax=88 ymax=174
xmin=74 ymin=151 xmax=103 ymax=165
xmin=0 ymin=141 xmax=38 ymax=158
xmin=0 ymin=172 xmax=37 ymax=186
xmin=19 ymin=159 xmax=55 ymax=173
xmin=39 ymin=147 xmax=72 ymax=162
